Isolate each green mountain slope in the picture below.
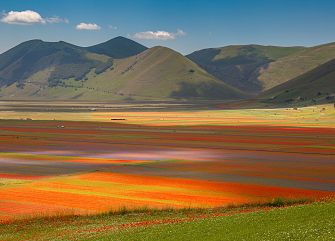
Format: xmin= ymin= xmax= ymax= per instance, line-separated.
xmin=63 ymin=46 xmax=247 ymax=100
xmin=257 ymin=42 xmax=335 ymax=91
xmin=0 ymin=39 xmax=112 ymax=88
xmin=259 ymin=58 xmax=335 ymax=106
xmin=87 ymin=36 xmax=148 ymax=59
xmin=187 ymin=45 xmax=304 ymax=93
xmin=0 ymin=44 xmax=246 ymax=101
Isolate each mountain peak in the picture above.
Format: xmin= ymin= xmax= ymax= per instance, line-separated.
xmin=18 ymin=39 xmax=80 ymax=50
xmin=148 ymin=46 xmax=183 ymax=56
xmin=113 ymin=36 xmax=131 ymax=41
xmin=87 ymin=37 xmax=147 ymax=59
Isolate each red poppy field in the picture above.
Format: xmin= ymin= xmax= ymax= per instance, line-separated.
xmin=0 ymin=104 xmax=334 ymax=223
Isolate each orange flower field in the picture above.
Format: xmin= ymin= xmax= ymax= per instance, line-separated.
xmin=0 ymin=107 xmax=334 ymax=223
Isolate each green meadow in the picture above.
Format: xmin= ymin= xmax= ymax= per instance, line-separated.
xmin=1 ymin=201 xmax=334 ymax=241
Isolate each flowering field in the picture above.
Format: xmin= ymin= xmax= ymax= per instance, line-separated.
xmin=0 ymin=104 xmax=334 ymax=223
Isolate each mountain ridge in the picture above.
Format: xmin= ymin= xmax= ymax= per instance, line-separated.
xmin=0 ymin=37 xmax=334 ymax=103
xmin=0 ymin=39 xmax=112 ymax=88
xmin=0 ymin=40 xmax=246 ymax=101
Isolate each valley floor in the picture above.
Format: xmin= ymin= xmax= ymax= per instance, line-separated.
xmin=0 ymin=102 xmax=334 ymax=240
xmin=0 ymin=102 xmax=334 ymax=128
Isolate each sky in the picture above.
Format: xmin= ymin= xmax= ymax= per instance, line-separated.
xmin=1 ymin=0 xmax=335 ymax=54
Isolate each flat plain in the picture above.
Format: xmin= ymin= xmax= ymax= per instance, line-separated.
xmin=0 ymin=102 xmax=334 ymax=225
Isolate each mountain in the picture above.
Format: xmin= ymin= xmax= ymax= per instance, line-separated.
xmin=0 ymin=41 xmax=246 ymax=101
xmin=73 ymin=46 xmax=247 ymax=100
xmin=87 ymin=36 xmax=148 ymax=59
xmin=255 ymin=42 xmax=335 ymax=91
xmin=0 ymin=39 xmax=113 ymax=88
xmin=187 ymin=45 xmax=304 ymax=93
xmin=3 ymin=37 xmax=334 ymax=102
xmin=259 ymin=58 xmax=335 ymax=106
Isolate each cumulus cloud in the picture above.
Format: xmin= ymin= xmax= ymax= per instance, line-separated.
xmin=133 ymin=29 xmax=186 ymax=40
xmin=76 ymin=22 xmax=101 ymax=31
xmin=1 ymin=10 xmax=44 ymax=25
xmin=1 ymin=10 xmax=68 ymax=25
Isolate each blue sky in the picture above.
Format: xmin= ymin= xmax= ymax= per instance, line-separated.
xmin=1 ymin=0 xmax=335 ymax=54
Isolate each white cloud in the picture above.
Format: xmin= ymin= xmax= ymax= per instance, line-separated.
xmin=46 ymin=17 xmax=69 ymax=24
xmin=108 ymin=25 xmax=117 ymax=30
xmin=1 ymin=10 xmax=45 ymax=25
xmin=176 ymin=29 xmax=186 ymax=37
xmin=76 ymin=22 xmax=101 ymax=31
xmin=133 ymin=29 xmax=187 ymax=40
xmin=1 ymin=10 xmax=68 ymax=25
xmin=134 ymin=31 xmax=175 ymax=40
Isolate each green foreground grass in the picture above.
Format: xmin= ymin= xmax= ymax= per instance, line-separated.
xmin=1 ymin=200 xmax=334 ymax=241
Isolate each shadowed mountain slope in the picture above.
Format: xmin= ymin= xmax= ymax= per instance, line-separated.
xmin=0 ymin=39 xmax=112 ymax=88
xmin=187 ymin=45 xmax=304 ymax=93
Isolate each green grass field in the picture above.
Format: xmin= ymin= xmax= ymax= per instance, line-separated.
xmin=1 ymin=201 xmax=334 ymax=241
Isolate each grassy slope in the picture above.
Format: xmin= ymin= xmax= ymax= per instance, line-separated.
xmin=259 ymin=58 xmax=335 ymax=106
xmin=45 ymin=46 xmax=246 ymax=101
xmin=258 ymin=42 xmax=335 ymax=90
xmin=0 ymin=40 xmax=111 ymax=87
xmin=0 ymin=40 xmax=114 ymax=100
xmin=1 ymin=201 xmax=334 ymax=241
xmin=79 ymin=47 xmax=247 ymax=99
xmin=187 ymin=45 xmax=304 ymax=93
xmin=0 ymin=44 xmax=246 ymax=101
